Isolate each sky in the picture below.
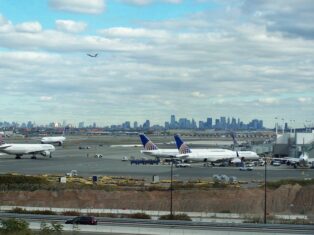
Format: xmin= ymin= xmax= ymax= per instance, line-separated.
xmin=0 ymin=0 xmax=314 ymax=128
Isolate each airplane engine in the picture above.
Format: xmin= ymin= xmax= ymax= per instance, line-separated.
xmin=299 ymin=159 xmax=308 ymax=167
xmin=41 ymin=150 xmax=51 ymax=157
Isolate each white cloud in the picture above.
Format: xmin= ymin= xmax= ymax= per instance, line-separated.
xmin=119 ymin=0 xmax=182 ymax=5
xmin=258 ymin=97 xmax=280 ymax=105
xmin=298 ymin=97 xmax=312 ymax=104
xmin=15 ymin=22 xmax=42 ymax=33
xmin=100 ymin=27 xmax=169 ymax=39
xmin=191 ymin=91 xmax=205 ymax=98
xmin=0 ymin=14 xmax=13 ymax=33
xmin=56 ymin=20 xmax=87 ymax=33
xmin=40 ymin=96 xmax=53 ymax=101
xmin=49 ymin=0 xmax=105 ymax=14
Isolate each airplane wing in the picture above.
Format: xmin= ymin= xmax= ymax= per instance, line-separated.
xmin=307 ymin=158 xmax=314 ymax=164
xmin=285 ymin=157 xmax=301 ymax=164
xmin=176 ymin=154 xmax=189 ymax=158
xmin=0 ymin=145 xmax=12 ymax=150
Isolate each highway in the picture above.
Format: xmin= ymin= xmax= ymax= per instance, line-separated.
xmin=0 ymin=136 xmax=313 ymax=182
xmin=1 ymin=213 xmax=314 ymax=235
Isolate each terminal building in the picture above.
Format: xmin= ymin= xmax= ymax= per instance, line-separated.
xmin=273 ymin=131 xmax=314 ymax=158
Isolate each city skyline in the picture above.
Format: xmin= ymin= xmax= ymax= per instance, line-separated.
xmin=1 ymin=114 xmax=304 ymax=130
xmin=1 ymin=1 xmax=314 ymax=127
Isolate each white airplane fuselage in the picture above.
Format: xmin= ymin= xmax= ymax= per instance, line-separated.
xmin=0 ymin=144 xmax=55 ymax=157
xmin=177 ymin=149 xmax=259 ymax=163
xmin=177 ymin=149 xmax=236 ymax=162
xmin=237 ymin=151 xmax=260 ymax=161
xmin=141 ymin=149 xmax=179 ymax=158
xmin=41 ymin=136 xmax=66 ymax=145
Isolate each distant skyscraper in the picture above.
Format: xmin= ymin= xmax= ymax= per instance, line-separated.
xmin=78 ymin=122 xmax=85 ymax=128
xmin=133 ymin=121 xmax=138 ymax=129
xmin=143 ymin=120 xmax=150 ymax=129
xmin=215 ymin=119 xmax=220 ymax=129
xmin=199 ymin=121 xmax=205 ymax=129
xmin=170 ymin=115 xmax=176 ymax=128
xmin=206 ymin=117 xmax=212 ymax=129
xmin=220 ymin=116 xmax=226 ymax=129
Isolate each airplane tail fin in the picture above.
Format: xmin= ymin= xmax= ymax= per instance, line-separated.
xmin=139 ymin=134 xmax=158 ymax=150
xmin=0 ymin=135 xmax=5 ymax=145
xmin=230 ymin=132 xmax=238 ymax=146
xmin=63 ymin=126 xmax=70 ymax=136
xmin=174 ymin=134 xmax=192 ymax=154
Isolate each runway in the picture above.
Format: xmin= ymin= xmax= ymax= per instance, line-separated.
xmin=0 ymin=136 xmax=313 ymax=182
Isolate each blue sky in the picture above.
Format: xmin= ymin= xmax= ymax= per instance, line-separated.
xmin=0 ymin=0 xmax=314 ymax=128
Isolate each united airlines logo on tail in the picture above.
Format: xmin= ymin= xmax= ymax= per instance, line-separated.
xmin=174 ymin=134 xmax=191 ymax=154
xmin=144 ymin=141 xmax=158 ymax=150
xmin=179 ymin=143 xmax=191 ymax=154
xmin=0 ymin=135 xmax=4 ymax=145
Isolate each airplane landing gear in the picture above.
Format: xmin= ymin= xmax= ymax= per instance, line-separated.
xmin=31 ymin=155 xmax=37 ymax=159
xmin=15 ymin=155 xmax=22 ymax=159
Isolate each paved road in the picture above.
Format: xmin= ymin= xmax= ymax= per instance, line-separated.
xmin=1 ymin=213 xmax=314 ymax=235
xmin=0 ymin=136 xmax=313 ymax=182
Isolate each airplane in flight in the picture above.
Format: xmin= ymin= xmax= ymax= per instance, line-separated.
xmin=174 ymin=134 xmax=259 ymax=164
xmin=0 ymin=135 xmax=55 ymax=159
xmin=41 ymin=127 xmax=68 ymax=146
xmin=139 ymin=134 xmax=178 ymax=158
xmin=87 ymin=53 xmax=98 ymax=57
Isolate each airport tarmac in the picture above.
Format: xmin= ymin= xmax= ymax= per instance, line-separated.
xmin=0 ymin=135 xmax=313 ymax=182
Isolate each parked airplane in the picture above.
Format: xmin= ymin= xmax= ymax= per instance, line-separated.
xmin=174 ymin=134 xmax=235 ymax=163
xmin=0 ymin=135 xmax=55 ymax=159
xmin=41 ymin=136 xmax=66 ymax=146
xmin=174 ymin=134 xmax=259 ymax=164
xmin=230 ymin=132 xmax=260 ymax=162
xmin=139 ymin=134 xmax=178 ymax=158
xmin=285 ymin=152 xmax=314 ymax=168
xmin=41 ymin=127 xmax=68 ymax=146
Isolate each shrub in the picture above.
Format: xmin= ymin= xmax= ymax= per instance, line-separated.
xmin=9 ymin=207 xmax=56 ymax=215
xmin=266 ymin=179 xmax=314 ymax=189
xmin=0 ymin=218 xmax=32 ymax=235
xmin=39 ymin=221 xmax=63 ymax=235
xmin=0 ymin=175 xmax=48 ymax=184
xmin=159 ymin=213 xmax=191 ymax=221
xmin=61 ymin=211 xmax=80 ymax=216
xmin=127 ymin=213 xmax=151 ymax=219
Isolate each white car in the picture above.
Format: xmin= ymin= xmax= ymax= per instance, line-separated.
xmin=246 ymin=162 xmax=254 ymax=167
xmin=239 ymin=166 xmax=253 ymax=171
xmin=175 ymin=163 xmax=191 ymax=168
xmin=272 ymin=161 xmax=281 ymax=166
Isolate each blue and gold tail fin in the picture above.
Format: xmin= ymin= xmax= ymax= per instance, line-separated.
xmin=174 ymin=134 xmax=192 ymax=154
xmin=0 ymin=135 xmax=5 ymax=145
xmin=139 ymin=134 xmax=158 ymax=150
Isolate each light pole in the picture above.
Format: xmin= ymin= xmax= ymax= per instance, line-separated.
xmin=264 ymin=159 xmax=267 ymax=224
xmin=275 ymin=117 xmax=278 ymax=135
xmin=170 ymin=158 xmax=174 ymax=217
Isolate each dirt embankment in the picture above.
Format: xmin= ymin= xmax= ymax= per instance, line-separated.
xmin=1 ymin=184 xmax=313 ymax=214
